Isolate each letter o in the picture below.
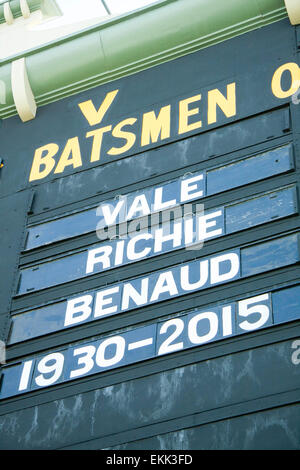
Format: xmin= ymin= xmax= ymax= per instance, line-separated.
xmin=188 ymin=311 xmax=218 ymax=345
xmin=271 ymin=62 xmax=300 ymax=99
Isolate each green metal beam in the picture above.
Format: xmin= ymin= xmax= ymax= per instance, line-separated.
xmin=0 ymin=0 xmax=288 ymax=119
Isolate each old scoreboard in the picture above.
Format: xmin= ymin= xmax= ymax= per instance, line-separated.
xmin=0 ymin=0 xmax=299 ymax=450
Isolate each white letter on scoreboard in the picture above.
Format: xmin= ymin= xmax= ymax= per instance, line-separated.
xmin=180 ymin=174 xmax=204 ymax=202
xmin=64 ymin=295 xmax=93 ymax=326
xmin=210 ymin=252 xmax=240 ymax=284
xmin=86 ymin=245 xmax=113 ymax=273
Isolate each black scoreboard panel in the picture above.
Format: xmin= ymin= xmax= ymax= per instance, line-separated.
xmin=0 ymin=19 xmax=299 ymax=449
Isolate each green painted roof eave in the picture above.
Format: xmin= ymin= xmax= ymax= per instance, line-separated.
xmin=0 ymin=0 xmax=288 ymax=119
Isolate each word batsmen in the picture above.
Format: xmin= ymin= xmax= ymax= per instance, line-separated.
xmin=65 ymin=249 xmax=240 ymax=326
xmin=28 ymin=62 xmax=300 ymax=182
xmin=28 ymin=82 xmax=237 ymax=182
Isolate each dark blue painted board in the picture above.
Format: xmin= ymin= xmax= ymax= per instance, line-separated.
xmin=26 ymin=210 xmax=99 ymax=251
xmin=9 ymin=301 xmax=70 ymax=344
xmin=241 ymin=233 xmax=300 ymax=277
xmin=273 ymin=285 xmax=300 ymax=324
xmin=0 ymin=364 xmax=27 ymax=400
xmin=206 ymin=145 xmax=293 ymax=195
xmin=226 ymin=186 xmax=297 ymax=233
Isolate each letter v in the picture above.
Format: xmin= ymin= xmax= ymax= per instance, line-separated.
xmin=78 ymin=89 xmax=119 ymax=126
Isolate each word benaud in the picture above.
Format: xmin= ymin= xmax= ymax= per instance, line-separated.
xmin=28 ymin=62 xmax=300 ymax=182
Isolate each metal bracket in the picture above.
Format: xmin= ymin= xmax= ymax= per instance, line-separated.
xmin=11 ymin=57 xmax=37 ymax=122
xmin=3 ymin=2 xmax=14 ymax=25
xmin=20 ymin=0 xmax=30 ymax=19
xmin=284 ymin=0 xmax=300 ymax=25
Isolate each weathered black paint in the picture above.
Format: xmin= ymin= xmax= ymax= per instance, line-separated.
xmin=0 ymin=191 xmax=33 ymax=342
xmin=0 ymin=19 xmax=299 ymax=449
xmin=0 ymin=336 xmax=299 ymax=449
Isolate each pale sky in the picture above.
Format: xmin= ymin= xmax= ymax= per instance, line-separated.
xmin=40 ymin=0 xmax=158 ymax=28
